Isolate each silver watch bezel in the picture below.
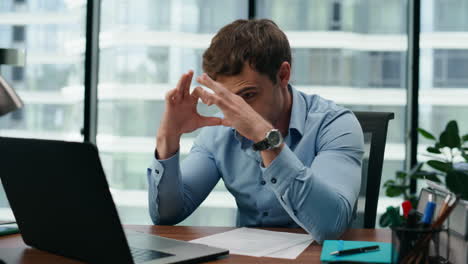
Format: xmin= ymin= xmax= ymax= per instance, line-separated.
xmin=265 ymin=129 xmax=283 ymax=149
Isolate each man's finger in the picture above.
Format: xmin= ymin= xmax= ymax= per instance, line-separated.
xmin=165 ymin=88 xmax=179 ymax=105
xmin=196 ymin=73 xmax=223 ymax=94
xmin=190 ymin=87 xmax=200 ymax=101
xmin=176 ymin=73 xmax=187 ymax=98
xmin=198 ymin=116 xmax=222 ymax=127
xmin=192 ymin=86 xmax=225 ymax=107
xmin=180 ymin=70 xmax=192 ymax=99
xmin=183 ymin=70 xmax=193 ymax=97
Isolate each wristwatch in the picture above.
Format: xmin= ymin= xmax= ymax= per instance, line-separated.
xmin=252 ymin=129 xmax=283 ymax=151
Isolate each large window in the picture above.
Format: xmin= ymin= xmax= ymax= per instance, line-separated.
xmin=0 ymin=0 xmax=87 ymax=219
xmin=97 ymin=0 xmax=408 ymax=226
xmin=419 ymin=0 xmax=468 ymax=157
xmin=258 ymin=0 xmax=408 ymax=223
xmin=98 ymin=0 xmax=248 ymax=225
xmin=2 ymin=0 xmax=465 ymax=229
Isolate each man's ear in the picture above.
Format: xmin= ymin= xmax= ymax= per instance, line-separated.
xmin=277 ymin=61 xmax=291 ymax=89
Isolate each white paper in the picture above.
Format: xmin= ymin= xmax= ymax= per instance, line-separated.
xmin=189 ymin=227 xmax=313 ymax=258
xmin=265 ymin=239 xmax=314 ymax=259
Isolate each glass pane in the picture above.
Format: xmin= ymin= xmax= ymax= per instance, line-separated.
xmin=98 ymin=0 xmax=248 ymax=225
xmin=0 ymin=0 xmax=87 ymax=220
xmin=419 ymin=0 xmax=468 ymax=186
xmin=257 ymin=0 xmax=408 ymax=226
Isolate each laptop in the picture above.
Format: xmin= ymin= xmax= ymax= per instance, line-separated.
xmin=0 ymin=137 xmax=229 ymax=264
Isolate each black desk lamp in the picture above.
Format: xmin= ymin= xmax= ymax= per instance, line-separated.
xmin=0 ymin=48 xmax=25 ymax=116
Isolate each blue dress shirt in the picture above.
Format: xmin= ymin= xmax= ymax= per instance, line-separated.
xmin=147 ymin=85 xmax=364 ymax=242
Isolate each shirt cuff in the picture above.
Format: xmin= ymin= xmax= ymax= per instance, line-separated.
xmin=150 ymin=150 xmax=180 ymax=181
xmin=262 ymin=145 xmax=306 ymax=196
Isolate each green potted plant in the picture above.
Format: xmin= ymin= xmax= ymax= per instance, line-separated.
xmin=417 ymin=121 xmax=468 ymax=199
xmin=380 ymin=120 xmax=468 ymax=227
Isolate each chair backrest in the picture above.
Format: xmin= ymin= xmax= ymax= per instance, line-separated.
xmin=352 ymin=111 xmax=394 ymax=228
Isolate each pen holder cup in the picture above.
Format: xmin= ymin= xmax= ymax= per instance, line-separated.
xmin=391 ymin=227 xmax=449 ymax=264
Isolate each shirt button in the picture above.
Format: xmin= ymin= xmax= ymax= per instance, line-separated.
xmin=263 ymin=212 xmax=269 ymax=217
xmin=155 ymin=169 xmax=160 ymax=174
xmin=293 ymin=210 xmax=298 ymax=215
xmin=260 ymin=180 xmax=266 ymax=185
xmin=271 ymin=178 xmax=277 ymax=184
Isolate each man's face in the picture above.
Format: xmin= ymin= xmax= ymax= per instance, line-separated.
xmin=216 ymin=64 xmax=284 ymax=126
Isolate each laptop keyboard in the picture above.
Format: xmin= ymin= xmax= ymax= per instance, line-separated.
xmin=130 ymin=247 xmax=174 ymax=263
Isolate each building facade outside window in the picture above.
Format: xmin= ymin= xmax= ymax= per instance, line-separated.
xmin=1 ymin=0 xmax=467 ymax=228
xmin=0 ymin=0 xmax=87 ymax=218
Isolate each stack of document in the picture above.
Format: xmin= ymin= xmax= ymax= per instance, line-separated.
xmin=190 ymin=227 xmax=314 ymax=259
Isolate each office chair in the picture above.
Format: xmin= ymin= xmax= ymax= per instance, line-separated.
xmin=352 ymin=111 xmax=394 ymax=228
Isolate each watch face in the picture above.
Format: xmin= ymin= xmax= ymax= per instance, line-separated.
xmin=267 ymin=130 xmax=281 ymax=146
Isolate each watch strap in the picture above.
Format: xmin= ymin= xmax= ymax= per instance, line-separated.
xmin=252 ymin=138 xmax=270 ymax=151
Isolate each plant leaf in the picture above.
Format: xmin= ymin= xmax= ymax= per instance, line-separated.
xmin=383 ymin=179 xmax=395 ymax=187
xmin=418 ymin=128 xmax=436 ymax=140
xmin=446 ymin=170 xmax=468 ymax=200
xmin=423 ymin=173 xmax=442 ymax=183
xmin=379 ymin=206 xmax=403 ymax=227
xmin=386 ymin=186 xmax=404 ymax=197
xmin=396 ymin=171 xmax=407 ymax=179
xmin=463 ymin=133 xmax=468 ymax=142
xmin=439 ymin=120 xmax=461 ymax=148
xmin=427 ymin=160 xmax=451 ymax=172
xmin=426 ymin=147 xmax=441 ymax=154
xmin=379 ymin=211 xmax=392 ymax=227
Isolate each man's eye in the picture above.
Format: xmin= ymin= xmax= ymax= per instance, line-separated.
xmin=242 ymin=93 xmax=255 ymax=100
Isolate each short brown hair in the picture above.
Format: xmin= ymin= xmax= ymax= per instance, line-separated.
xmin=202 ymin=19 xmax=291 ymax=84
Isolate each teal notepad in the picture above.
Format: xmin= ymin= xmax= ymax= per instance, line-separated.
xmin=320 ymin=240 xmax=392 ymax=263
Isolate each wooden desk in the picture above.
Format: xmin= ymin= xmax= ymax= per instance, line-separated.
xmin=0 ymin=225 xmax=391 ymax=263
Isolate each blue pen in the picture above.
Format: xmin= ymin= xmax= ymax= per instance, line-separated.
xmin=421 ymin=194 xmax=436 ymax=226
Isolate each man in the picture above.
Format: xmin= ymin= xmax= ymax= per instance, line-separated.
xmin=147 ymin=19 xmax=364 ymax=242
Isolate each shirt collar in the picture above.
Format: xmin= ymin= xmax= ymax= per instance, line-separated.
xmin=288 ymin=84 xmax=306 ymax=137
xmin=232 ymin=85 xmax=306 ymax=149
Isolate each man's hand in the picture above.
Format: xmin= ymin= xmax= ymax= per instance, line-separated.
xmin=156 ymin=70 xmax=223 ymax=159
xmin=194 ymin=73 xmax=273 ymax=143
